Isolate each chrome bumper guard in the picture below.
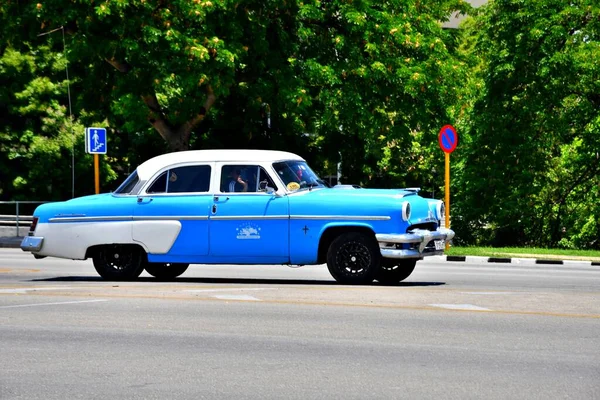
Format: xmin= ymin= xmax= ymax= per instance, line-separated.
xmin=376 ymin=228 xmax=455 ymax=259
xmin=20 ymin=236 xmax=44 ymax=252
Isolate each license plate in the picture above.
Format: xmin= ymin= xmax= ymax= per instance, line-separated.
xmin=434 ymin=240 xmax=445 ymax=250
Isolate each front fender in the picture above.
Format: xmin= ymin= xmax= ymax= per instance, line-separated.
xmin=289 ymin=220 xmax=376 ymax=265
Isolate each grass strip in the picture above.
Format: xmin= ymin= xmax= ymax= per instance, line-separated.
xmin=446 ymin=246 xmax=600 ymax=262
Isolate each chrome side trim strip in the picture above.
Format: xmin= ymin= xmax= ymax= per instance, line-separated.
xmin=290 ymin=215 xmax=391 ymax=221
xmin=49 ymin=216 xmax=133 ymax=222
xmin=49 ymin=216 xmax=210 ymax=223
xmin=209 ymin=215 xmax=289 ymax=220
xmin=50 ymin=214 xmax=391 ymax=222
xmin=132 ymin=216 xmax=209 ymax=221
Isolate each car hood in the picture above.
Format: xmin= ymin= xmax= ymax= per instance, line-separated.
xmin=287 ymin=187 xmax=440 ymax=225
xmin=289 ymin=187 xmax=418 ymax=199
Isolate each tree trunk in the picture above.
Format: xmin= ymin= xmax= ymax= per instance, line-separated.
xmin=141 ymin=85 xmax=216 ymax=152
xmin=105 ymin=58 xmax=216 ymax=152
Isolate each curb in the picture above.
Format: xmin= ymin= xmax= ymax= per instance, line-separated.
xmin=439 ymin=255 xmax=600 ymax=266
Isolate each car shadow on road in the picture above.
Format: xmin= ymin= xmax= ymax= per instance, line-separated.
xmin=30 ymin=276 xmax=446 ymax=287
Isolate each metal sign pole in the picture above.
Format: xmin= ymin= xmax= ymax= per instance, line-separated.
xmin=94 ymin=154 xmax=100 ymax=194
xmin=438 ymin=124 xmax=458 ymax=251
xmin=445 ymin=152 xmax=450 ymax=250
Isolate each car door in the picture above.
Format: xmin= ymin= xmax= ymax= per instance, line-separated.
xmin=208 ymin=163 xmax=289 ymax=263
xmin=133 ymin=163 xmax=213 ymax=258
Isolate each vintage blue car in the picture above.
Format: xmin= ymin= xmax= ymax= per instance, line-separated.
xmin=21 ymin=149 xmax=454 ymax=284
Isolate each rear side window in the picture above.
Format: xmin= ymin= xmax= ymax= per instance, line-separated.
xmin=146 ymin=165 xmax=212 ymax=194
xmin=167 ymin=165 xmax=211 ymax=193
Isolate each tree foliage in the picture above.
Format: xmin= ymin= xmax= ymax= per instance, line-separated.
xmin=1 ymin=0 xmax=469 ymax=195
xmin=0 ymin=44 xmax=115 ymax=200
xmin=454 ymin=0 xmax=600 ymax=249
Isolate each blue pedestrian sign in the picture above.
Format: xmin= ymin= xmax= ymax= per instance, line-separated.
xmin=85 ymin=127 xmax=107 ymax=154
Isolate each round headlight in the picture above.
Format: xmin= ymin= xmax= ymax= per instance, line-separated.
xmin=436 ymin=202 xmax=445 ymax=220
xmin=402 ymin=202 xmax=411 ymax=221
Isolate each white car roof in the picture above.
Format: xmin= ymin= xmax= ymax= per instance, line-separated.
xmin=136 ymin=149 xmax=305 ymax=180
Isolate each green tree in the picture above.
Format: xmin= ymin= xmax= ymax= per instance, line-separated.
xmin=292 ymin=0 xmax=471 ymax=188
xmin=0 ymin=45 xmax=115 ymax=201
xmin=455 ymin=0 xmax=600 ymax=248
xmin=1 ymin=0 xmax=472 ymax=200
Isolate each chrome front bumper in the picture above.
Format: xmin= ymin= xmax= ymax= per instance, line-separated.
xmin=21 ymin=236 xmax=44 ymax=252
xmin=376 ymin=228 xmax=455 ymax=259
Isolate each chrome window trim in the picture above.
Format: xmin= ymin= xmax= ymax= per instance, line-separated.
xmin=213 ymin=192 xmax=279 ymax=197
xmin=136 ymin=193 xmax=214 ymax=198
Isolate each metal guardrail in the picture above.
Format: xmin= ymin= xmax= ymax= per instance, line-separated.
xmin=0 ymin=201 xmax=49 ymax=237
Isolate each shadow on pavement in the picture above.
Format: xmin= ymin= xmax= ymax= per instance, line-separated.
xmin=30 ymin=276 xmax=446 ymax=287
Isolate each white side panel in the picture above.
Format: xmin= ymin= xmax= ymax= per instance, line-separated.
xmin=34 ymin=222 xmax=137 ymax=260
xmin=132 ymin=221 xmax=181 ymax=254
xmin=34 ymin=220 xmax=182 ymax=260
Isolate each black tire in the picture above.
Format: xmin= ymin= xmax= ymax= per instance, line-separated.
xmin=144 ymin=263 xmax=189 ymax=280
xmin=376 ymin=259 xmax=417 ymax=285
xmin=92 ymin=244 xmax=147 ymax=281
xmin=326 ymin=231 xmax=380 ymax=285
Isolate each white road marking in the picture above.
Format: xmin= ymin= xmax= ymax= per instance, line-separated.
xmin=0 ymin=286 xmax=74 ymax=294
xmin=184 ymin=288 xmax=275 ymax=293
xmin=430 ymin=304 xmax=491 ymax=311
xmin=213 ymin=295 xmax=262 ymax=301
xmin=0 ymin=299 xmax=109 ymax=309
xmin=460 ymin=292 xmax=519 ymax=295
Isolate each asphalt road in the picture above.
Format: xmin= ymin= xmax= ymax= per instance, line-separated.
xmin=1 ymin=249 xmax=599 ymax=399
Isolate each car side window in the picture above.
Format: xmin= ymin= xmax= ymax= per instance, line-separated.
xmin=146 ymin=165 xmax=212 ymax=194
xmin=258 ymin=167 xmax=278 ymax=192
xmin=220 ymin=165 xmax=278 ymax=193
xmin=167 ymin=165 xmax=211 ymax=193
xmin=147 ymin=171 xmax=168 ymax=193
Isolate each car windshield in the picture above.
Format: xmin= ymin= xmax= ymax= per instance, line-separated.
xmin=272 ymin=160 xmax=329 ymax=192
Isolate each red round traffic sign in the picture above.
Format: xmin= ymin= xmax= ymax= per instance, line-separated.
xmin=439 ymin=125 xmax=458 ymax=154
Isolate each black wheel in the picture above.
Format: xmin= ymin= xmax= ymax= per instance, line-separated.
xmin=144 ymin=263 xmax=189 ymax=280
xmin=326 ymin=232 xmax=380 ymax=285
xmin=376 ymin=259 xmax=417 ymax=285
xmin=92 ymin=244 xmax=147 ymax=281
